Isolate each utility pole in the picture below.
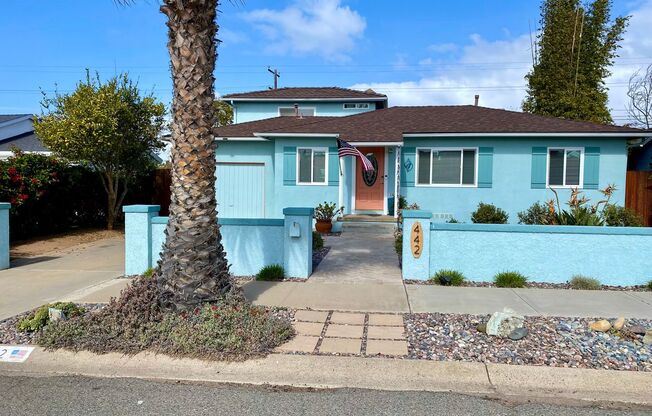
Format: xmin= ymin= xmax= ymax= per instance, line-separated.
xmin=268 ymin=67 xmax=280 ymax=89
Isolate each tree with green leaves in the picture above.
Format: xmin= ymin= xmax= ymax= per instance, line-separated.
xmin=523 ymin=0 xmax=629 ymax=124
xmin=34 ymin=72 xmax=166 ymax=230
xmin=214 ymin=99 xmax=233 ymax=127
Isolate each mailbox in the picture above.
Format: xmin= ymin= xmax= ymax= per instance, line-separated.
xmin=289 ymin=221 xmax=301 ymax=238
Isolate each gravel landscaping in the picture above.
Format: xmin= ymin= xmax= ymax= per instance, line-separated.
xmin=404 ymin=279 xmax=651 ymax=292
xmin=406 ymin=313 xmax=652 ymax=371
xmin=0 ymin=303 xmax=106 ymax=345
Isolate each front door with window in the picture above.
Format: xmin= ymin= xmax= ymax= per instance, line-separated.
xmin=355 ymin=147 xmax=384 ymax=210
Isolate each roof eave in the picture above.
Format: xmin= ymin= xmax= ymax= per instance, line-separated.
xmin=403 ymin=132 xmax=649 ymax=138
xmin=254 ymin=132 xmax=340 ymax=138
xmin=224 ymin=97 xmax=387 ymax=102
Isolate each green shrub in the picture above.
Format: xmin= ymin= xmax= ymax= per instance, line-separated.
xmin=494 ymin=271 xmax=528 ymax=288
xmin=602 ymin=205 xmax=643 ymax=227
xmin=569 ymin=275 xmax=601 ymax=290
xmin=447 ymin=217 xmax=459 ymax=223
xmin=312 ymin=231 xmax=324 ymax=250
xmin=37 ymin=276 xmax=293 ymax=359
xmin=517 ymin=202 xmax=553 ymax=225
xmin=471 ymin=203 xmax=509 ymax=224
xmin=143 ymin=267 xmax=155 ymax=278
xmin=431 ymin=269 xmax=465 ymax=286
xmin=394 ymin=228 xmax=403 ymax=256
xmin=256 ymin=264 xmax=285 ymax=281
xmin=647 ymin=280 xmax=652 ymax=291
xmin=17 ymin=302 xmax=85 ymax=332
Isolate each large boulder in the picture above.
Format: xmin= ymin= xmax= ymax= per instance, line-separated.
xmin=486 ymin=308 xmax=525 ymax=337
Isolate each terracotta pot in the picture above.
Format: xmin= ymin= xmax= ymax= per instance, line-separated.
xmin=315 ymin=219 xmax=332 ymax=233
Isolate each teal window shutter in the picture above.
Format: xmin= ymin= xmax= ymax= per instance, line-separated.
xmin=328 ymin=146 xmax=339 ymax=186
xmin=400 ymin=147 xmax=415 ymax=187
xmin=283 ymin=146 xmax=296 ymax=186
xmin=583 ymin=147 xmax=600 ymax=189
xmin=531 ymin=147 xmax=547 ymax=189
xmin=477 ymin=147 xmax=493 ymax=188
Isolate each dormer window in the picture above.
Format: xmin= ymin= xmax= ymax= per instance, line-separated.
xmin=343 ymin=103 xmax=370 ymax=109
xmin=279 ymin=107 xmax=315 ymax=117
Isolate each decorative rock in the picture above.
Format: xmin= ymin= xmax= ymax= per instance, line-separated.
xmin=508 ymin=327 xmax=529 ymax=340
xmin=476 ymin=323 xmax=487 ymax=333
xmin=486 ymin=308 xmax=525 ymax=337
xmin=589 ymin=320 xmax=611 ymax=332
xmin=48 ymin=308 xmax=66 ymax=322
xmin=629 ymin=325 xmax=647 ymax=335
xmin=644 ymin=330 xmax=652 ymax=345
xmin=612 ymin=317 xmax=625 ymax=331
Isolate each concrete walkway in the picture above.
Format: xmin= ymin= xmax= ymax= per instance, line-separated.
xmin=73 ymin=278 xmax=652 ymax=318
xmin=310 ymin=223 xmax=402 ymax=284
xmin=0 ymin=238 xmax=124 ymax=320
xmin=240 ymin=281 xmax=652 ymax=318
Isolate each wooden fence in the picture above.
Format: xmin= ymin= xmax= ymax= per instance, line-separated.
xmin=625 ymin=170 xmax=652 ymax=227
xmin=151 ymin=168 xmax=171 ymax=216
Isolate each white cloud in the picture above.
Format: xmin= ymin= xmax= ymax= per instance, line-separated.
xmin=352 ymin=0 xmax=652 ymax=124
xmin=427 ymin=42 xmax=458 ymax=54
xmin=218 ymin=28 xmax=248 ymax=45
xmin=352 ymin=33 xmax=532 ymax=110
xmin=241 ymin=0 xmax=366 ymax=61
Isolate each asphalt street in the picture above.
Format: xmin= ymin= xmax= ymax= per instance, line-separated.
xmin=0 ymin=374 xmax=650 ymax=415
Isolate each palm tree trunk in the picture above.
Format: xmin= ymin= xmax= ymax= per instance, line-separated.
xmin=157 ymin=0 xmax=232 ymax=310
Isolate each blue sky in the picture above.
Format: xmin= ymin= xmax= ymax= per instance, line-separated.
xmin=1 ymin=0 xmax=650 ymax=124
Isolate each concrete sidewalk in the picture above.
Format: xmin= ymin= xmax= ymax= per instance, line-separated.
xmin=0 ymin=238 xmax=124 ymax=320
xmin=68 ymin=278 xmax=652 ymax=318
xmin=1 ymin=347 xmax=651 ymax=407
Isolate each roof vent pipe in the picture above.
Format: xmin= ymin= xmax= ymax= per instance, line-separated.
xmin=294 ymin=103 xmax=299 ymax=118
xmin=474 ymin=95 xmax=480 ymax=106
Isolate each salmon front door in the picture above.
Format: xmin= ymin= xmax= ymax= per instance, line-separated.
xmin=355 ymin=147 xmax=384 ymax=210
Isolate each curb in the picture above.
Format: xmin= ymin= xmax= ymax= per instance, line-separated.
xmin=1 ymin=348 xmax=651 ymax=408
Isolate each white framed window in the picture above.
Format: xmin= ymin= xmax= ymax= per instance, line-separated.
xmin=297 ymin=147 xmax=328 ymax=185
xmin=415 ymin=147 xmax=478 ymax=187
xmin=343 ymin=103 xmax=370 ymax=109
xmin=279 ymin=107 xmax=315 ymax=117
xmin=547 ymin=147 xmax=584 ymax=188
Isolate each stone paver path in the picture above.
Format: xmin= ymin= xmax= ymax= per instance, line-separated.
xmin=309 ymin=223 xmax=402 ymax=284
xmin=276 ymin=309 xmax=408 ymax=357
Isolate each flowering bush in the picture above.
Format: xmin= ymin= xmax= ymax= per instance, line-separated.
xmin=0 ymin=149 xmax=64 ymax=207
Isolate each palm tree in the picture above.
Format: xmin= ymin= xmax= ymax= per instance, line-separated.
xmin=123 ymin=0 xmax=232 ymax=309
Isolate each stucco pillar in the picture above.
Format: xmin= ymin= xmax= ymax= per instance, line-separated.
xmin=401 ymin=209 xmax=432 ymax=280
xmin=0 ymin=203 xmax=10 ymax=270
xmin=283 ymin=207 xmax=314 ymax=278
xmin=123 ymin=205 xmax=160 ymax=276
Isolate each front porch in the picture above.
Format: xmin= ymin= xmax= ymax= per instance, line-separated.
xmin=338 ymin=144 xmax=401 ymax=218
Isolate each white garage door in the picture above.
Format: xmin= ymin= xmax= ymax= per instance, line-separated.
xmin=216 ymin=162 xmax=265 ymax=218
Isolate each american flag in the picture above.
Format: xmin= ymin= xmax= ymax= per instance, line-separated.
xmin=337 ymin=139 xmax=375 ymax=172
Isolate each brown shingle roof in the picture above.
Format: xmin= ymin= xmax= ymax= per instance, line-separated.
xmin=222 ymin=87 xmax=387 ymax=100
xmin=215 ymin=116 xmax=339 ymax=138
xmin=215 ymin=106 xmax=645 ymax=142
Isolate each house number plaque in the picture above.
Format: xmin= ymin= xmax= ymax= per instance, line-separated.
xmin=410 ymin=221 xmax=423 ymax=259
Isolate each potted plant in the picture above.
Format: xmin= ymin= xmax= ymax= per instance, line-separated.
xmin=314 ymin=202 xmax=344 ymax=233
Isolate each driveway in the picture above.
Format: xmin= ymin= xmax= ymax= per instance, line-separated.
xmin=0 ymin=238 xmax=124 ymax=320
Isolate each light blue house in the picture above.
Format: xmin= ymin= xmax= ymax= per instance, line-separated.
xmin=215 ymin=88 xmax=649 ymax=223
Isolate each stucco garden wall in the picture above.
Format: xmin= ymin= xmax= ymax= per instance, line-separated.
xmin=402 ymin=210 xmax=652 ymax=286
xmin=124 ymin=205 xmax=313 ymax=278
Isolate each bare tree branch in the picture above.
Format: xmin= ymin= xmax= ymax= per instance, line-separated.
xmin=627 ymin=64 xmax=652 ymax=129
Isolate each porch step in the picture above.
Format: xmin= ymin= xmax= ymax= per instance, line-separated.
xmin=342 ymin=221 xmax=396 ymax=233
xmin=343 ymin=214 xmax=395 ymax=223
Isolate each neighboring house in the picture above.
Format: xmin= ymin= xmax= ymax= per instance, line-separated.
xmin=214 ymin=89 xmax=650 ymax=223
xmin=222 ymin=87 xmax=387 ymax=123
xmin=628 ymin=138 xmax=652 ymax=171
xmin=0 ymin=114 xmax=50 ymax=159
